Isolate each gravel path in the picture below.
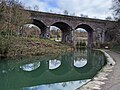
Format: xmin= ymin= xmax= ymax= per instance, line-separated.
xmin=101 ymin=50 xmax=120 ymax=90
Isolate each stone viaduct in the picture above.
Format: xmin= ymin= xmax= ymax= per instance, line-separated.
xmin=27 ymin=10 xmax=117 ymax=48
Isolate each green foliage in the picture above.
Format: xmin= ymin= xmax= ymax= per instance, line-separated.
xmin=76 ymin=42 xmax=79 ymax=46
xmin=111 ymin=44 xmax=120 ymax=53
xmin=105 ymin=27 xmax=120 ymax=45
xmin=82 ymin=42 xmax=86 ymax=46
xmin=76 ymin=41 xmax=86 ymax=48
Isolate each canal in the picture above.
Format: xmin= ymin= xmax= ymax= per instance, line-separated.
xmin=0 ymin=49 xmax=106 ymax=90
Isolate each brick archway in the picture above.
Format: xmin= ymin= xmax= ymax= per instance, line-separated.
xmin=75 ymin=24 xmax=94 ymax=48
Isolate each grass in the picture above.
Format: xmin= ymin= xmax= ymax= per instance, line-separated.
xmin=0 ymin=36 xmax=71 ymax=57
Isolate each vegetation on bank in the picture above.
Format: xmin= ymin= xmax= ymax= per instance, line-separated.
xmin=111 ymin=45 xmax=120 ymax=53
xmin=0 ymin=35 xmax=70 ymax=58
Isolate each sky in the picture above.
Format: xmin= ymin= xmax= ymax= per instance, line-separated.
xmin=19 ymin=0 xmax=113 ymax=20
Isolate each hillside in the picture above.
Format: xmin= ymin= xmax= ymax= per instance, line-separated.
xmin=0 ymin=36 xmax=71 ymax=58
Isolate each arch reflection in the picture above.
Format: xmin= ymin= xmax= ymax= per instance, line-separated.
xmin=0 ymin=49 xmax=107 ymax=90
xmin=74 ymin=58 xmax=87 ymax=68
xmin=20 ymin=62 xmax=40 ymax=72
xmin=49 ymin=59 xmax=61 ymax=70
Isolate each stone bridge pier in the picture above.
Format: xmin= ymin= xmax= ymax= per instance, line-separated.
xmin=61 ymin=28 xmax=74 ymax=45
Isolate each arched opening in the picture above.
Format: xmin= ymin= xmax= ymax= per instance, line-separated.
xmin=50 ymin=22 xmax=72 ymax=44
xmin=21 ymin=19 xmax=47 ymax=38
xmin=21 ymin=24 xmax=41 ymax=38
xmin=50 ymin=26 xmax=62 ymax=42
xmin=75 ymin=24 xmax=94 ymax=48
xmin=75 ymin=28 xmax=88 ymax=48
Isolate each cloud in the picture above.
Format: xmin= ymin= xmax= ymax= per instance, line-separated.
xmin=56 ymin=0 xmax=113 ymax=19
xmin=20 ymin=0 xmax=48 ymax=11
xmin=19 ymin=0 xmax=113 ymax=19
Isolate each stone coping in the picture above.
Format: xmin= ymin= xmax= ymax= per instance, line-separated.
xmin=76 ymin=49 xmax=116 ymax=90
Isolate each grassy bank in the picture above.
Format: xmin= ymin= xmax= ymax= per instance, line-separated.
xmin=0 ymin=36 xmax=71 ymax=57
xmin=111 ymin=44 xmax=120 ymax=53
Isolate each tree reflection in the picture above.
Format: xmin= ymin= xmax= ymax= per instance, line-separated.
xmin=62 ymin=82 xmax=67 ymax=87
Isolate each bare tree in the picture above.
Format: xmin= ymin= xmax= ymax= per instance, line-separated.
xmin=80 ymin=14 xmax=84 ymax=17
xmin=71 ymin=12 xmax=75 ymax=16
xmin=112 ymin=0 xmax=120 ymax=20
xmin=64 ymin=10 xmax=68 ymax=15
xmin=107 ymin=0 xmax=120 ymax=45
xmin=33 ymin=5 xmax=39 ymax=11
xmin=105 ymin=16 xmax=113 ymax=21
xmin=0 ymin=0 xmax=31 ymax=36
xmin=25 ymin=6 xmax=32 ymax=10
xmin=49 ymin=9 xmax=52 ymax=13
xmin=80 ymin=14 xmax=88 ymax=18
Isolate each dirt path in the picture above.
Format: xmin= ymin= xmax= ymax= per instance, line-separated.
xmin=101 ymin=50 xmax=120 ymax=90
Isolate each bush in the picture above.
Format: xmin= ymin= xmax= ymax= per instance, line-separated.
xmin=111 ymin=44 xmax=120 ymax=53
xmin=0 ymin=36 xmax=12 ymax=57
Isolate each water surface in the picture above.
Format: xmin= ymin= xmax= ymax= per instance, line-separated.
xmin=0 ymin=49 xmax=106 ymax=90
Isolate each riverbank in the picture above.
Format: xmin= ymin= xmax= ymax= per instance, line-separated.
xmin=0 ymin=36 xmax=71 ymax=58
xmin=77 ymin=49 xmax=116 ymax=90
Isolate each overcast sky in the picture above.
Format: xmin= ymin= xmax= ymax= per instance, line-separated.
xmin=20 ymin=0 xmax=113 ymax=20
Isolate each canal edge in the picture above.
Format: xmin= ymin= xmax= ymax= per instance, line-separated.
xmin=76 ymin=49 xmax=116 ymax=90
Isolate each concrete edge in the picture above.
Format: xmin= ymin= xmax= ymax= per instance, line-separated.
xmin=76 ymin=49 xmax=116 ymax=90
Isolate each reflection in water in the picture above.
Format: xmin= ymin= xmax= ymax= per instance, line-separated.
xmin=0 ymin=49 xmax=107 ymax=90
xmin=74 ymin=58 xmax=87 ymax=68
xmin=49 ymin=59 xmax=61 ymax=70
xmin=23 ymin=79 xmax=91 ymax=90
xmin=20 ymin=62 xmax=40 ymax=71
